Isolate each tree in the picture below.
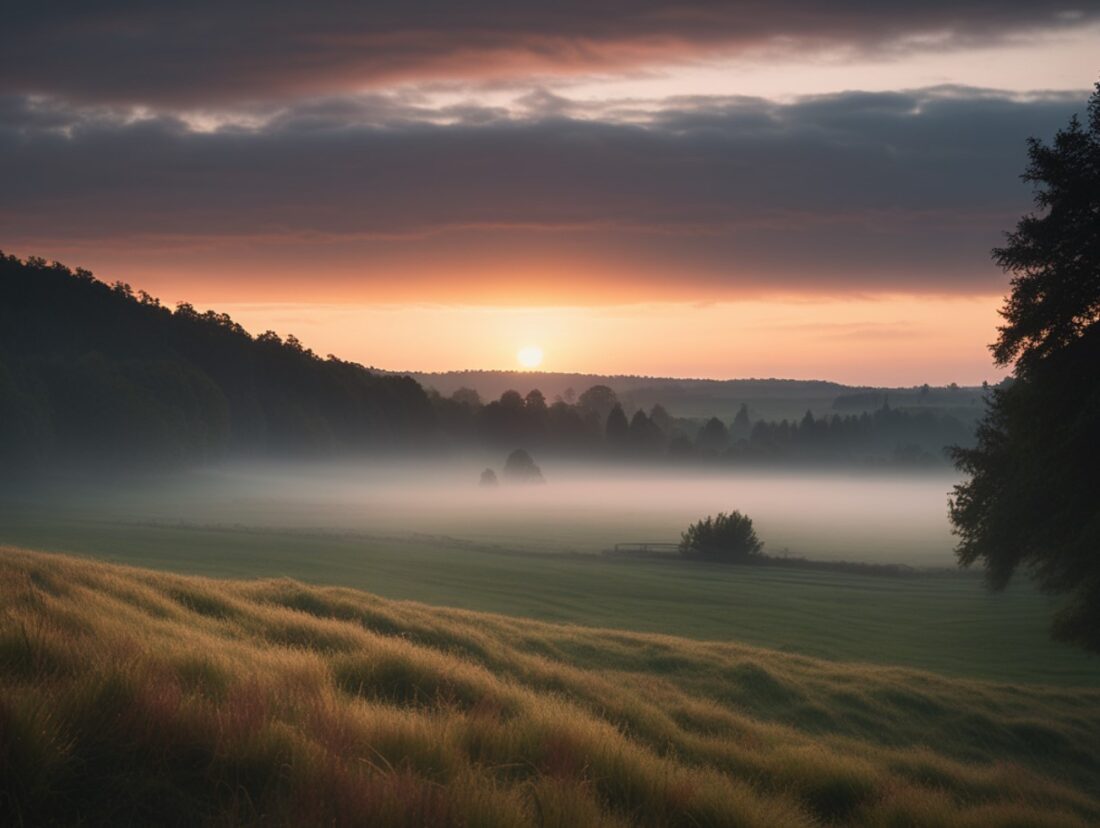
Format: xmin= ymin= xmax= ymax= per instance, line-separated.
xmin=546 ymin=400 xmax=589 ymax=447
xmin=679 ymin=511 xmax=764 ymax=562
xmin=628 ymin=408 xmax=662 ymax=452
xmin=499 ymin=390 xmax=524 ymax=411
xmin=451 ymin=387 xmax=481 ymax=408
xmin=578 ymin=384 xmax=618 ymax=421
xmin=648 ymin=403 xmax=673 ymax=434
xmin=502 ymin=448 xmax=544 ymax=483
xmin=478 ymin=468 xmax=499 ymax=487
xmin=950 ymin=82 xmax=1100 ymax=653
xmin=731 ymin=403 xmax=751 ymax=439
xmin=524 ymin=388 xmax=547 ymax=413
xmin=696 ymin=416 xmax=728 ymax=452
xmin=605 ymin=403 xmax=629 ymax=447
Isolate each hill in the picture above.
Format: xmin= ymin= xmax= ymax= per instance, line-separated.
xmin=2 ymin=547 xmax=1098 ymax=826
xmin=0 ymin=253 xmax=433 ymax=469
xmin=1 ymin=252 xmax=980 ymax=469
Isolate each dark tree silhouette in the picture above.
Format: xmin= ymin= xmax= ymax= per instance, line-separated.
xmin=680 ymin=511 xmax=764 ymax=562
xmin=731 ymin=403 xmax=751 ymax=439
xmin=577 ymin=384 xmax=618 ymax=421
xmin=524 ymin=388 xmax=547 ymax=412
xmin=628 ymin=409 xmax=663 ymax=453
xmin=648 ymin=403 xmax=673 ymax=434
xmin=451 ymin=387 xmax=482 ymax=407
xmin=605 ymin=403 xmax=630 ymax=447
xmin=950 ymin=82 xmax=1100 ymax=653
xmin=499 ymin=390 xmax=524 ymax=411
xmin=479 ymin=468 xmax=499 ymax=487
xmin=502 ymin=448 xmax=544 ymax=483
xmin=696 ymin=416 xmax=728 ymax=453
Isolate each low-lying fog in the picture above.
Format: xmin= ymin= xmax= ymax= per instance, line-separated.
xmin=62 ymin=459 xmax=962 ymax=567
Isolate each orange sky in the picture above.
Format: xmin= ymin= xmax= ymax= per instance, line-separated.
xmin=207 ymin=295 xmax=1007 ymax=387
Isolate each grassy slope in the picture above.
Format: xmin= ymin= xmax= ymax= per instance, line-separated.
xmin=2 ymin=548 xmax=1099 ymax=826
xmin=3 ymin=504 xmax=1099 ymax=685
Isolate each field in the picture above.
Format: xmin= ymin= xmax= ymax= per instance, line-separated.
xmin=2 ymin=547 xmax=1099 ymax=826
xmin=1 ymin=499 xmax=1098 ymax=687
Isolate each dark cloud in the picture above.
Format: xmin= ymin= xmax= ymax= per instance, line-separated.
xmin=0 ymin=87 xmax=1086 ymax=296
xmin=2 ymin=2 xmax=1096 ymax=106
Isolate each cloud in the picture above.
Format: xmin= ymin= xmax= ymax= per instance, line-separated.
xmin=0 ymin=86 xmax=1086 ymax=300
xmin=2 ymin=3 xmax=1095 ymax=106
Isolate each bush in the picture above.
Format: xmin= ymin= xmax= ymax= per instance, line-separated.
xmin=680 ymin=511 xmax=764 ymax=562
xmin=502 ymin=449 xmax=544 ymax=484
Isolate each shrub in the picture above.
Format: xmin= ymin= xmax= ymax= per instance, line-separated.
xmin=679 ymin=511 xmax=764 ymax=562
xmin=502 ymin=449 xmax=544 ymax=484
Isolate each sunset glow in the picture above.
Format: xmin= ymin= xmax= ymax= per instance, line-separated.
xmin=517 ymin=345 xmax=544 ymax=369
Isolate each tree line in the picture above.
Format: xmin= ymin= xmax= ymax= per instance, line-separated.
xmin=430 ymin=383 xmax=972 ymax=466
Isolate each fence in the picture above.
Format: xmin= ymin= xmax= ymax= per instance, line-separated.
xmin=604 ymin=542 xmax=681 ymax=558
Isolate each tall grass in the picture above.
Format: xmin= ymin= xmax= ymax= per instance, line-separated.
xmin=1 ymin=546 xmax=1097 ymax=826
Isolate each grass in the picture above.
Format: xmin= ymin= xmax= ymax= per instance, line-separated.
xmin=2 ymin=546 xmax=1099 ymax=826
xmin=1 ymin=502 xmax=1098 ymax=685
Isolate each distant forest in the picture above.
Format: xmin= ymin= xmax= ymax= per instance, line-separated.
xmin=432 ymin=385 xmax=973 ymax=466
xmin=1 ymin=253 xmax=976 ymax=470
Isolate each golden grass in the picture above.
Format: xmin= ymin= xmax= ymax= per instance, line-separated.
xmin=1 ymin=546 xmax=1098 ymax=826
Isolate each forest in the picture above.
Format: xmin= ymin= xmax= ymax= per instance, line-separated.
xmin=0 ymin=253 xmax=434 ymax=468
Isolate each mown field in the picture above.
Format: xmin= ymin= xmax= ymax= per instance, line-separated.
xmin=1 ymin=502 xmax=1098 ymax=686
xmin=2 ymin=548 xmax=1099 ymax=826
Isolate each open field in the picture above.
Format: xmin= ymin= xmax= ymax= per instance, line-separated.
xmin=2 ymin=547 xmax=1099 ymax=826
xmin=1 ymin=501 xmax=1098 ymax=686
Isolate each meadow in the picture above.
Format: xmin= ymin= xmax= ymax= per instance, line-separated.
xmin=1 ymin=497 xmax=1098 ymax=686
xmin=2 ymin=547 xmax=1099 ymax=826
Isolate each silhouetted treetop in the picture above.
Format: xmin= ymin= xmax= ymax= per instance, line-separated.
xmin=605 ymin=403 xmax=630 ymax=446
xmin=992 ymin=82 xmax=1100 ymax=374
xmin=502 ymin=449 xmax=544 ymax=484
xmin=577 ymin=385 xmax=618 ymax=420
xmin=680 ymin=511 xmax=764 ymax=562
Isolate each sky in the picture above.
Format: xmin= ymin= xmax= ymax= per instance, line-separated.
xmin=2 ymin=3 xmax=1098 ymax=385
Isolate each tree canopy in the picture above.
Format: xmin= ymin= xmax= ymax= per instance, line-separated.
xmin=502 ymin=449 xmax=544 ymax=484
xmin=679 ymin=511 xmax=764 ymax=562
xmin=950 ymin=82 xmax=1100 ymax=653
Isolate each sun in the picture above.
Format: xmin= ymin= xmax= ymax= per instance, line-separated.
xmin=517 ymin=345 xmax=543 ymax=369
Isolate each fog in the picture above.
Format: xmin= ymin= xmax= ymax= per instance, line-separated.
xmin=58 ymin=459 xmax=962 ymax=567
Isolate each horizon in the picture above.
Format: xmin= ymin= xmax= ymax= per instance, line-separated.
xmin=5 ymin=250 xmax=1006 ymax=387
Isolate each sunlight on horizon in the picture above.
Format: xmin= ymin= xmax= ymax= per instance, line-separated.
xmin=517 ymin=344 xmax=544 ymax=369
xmin=213 ymin=296 xmax=1008 ymax=386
